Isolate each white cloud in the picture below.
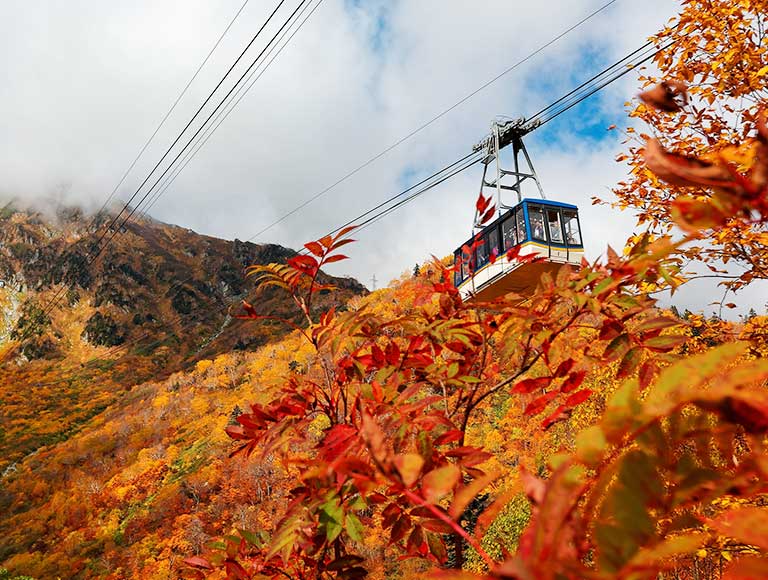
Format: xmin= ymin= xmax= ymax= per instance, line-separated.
xmin=5 ymin=0 xmax=764 ymax=317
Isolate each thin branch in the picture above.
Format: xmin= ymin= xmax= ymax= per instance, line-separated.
xmin=401 ymin=488 xmax=495 ymax=569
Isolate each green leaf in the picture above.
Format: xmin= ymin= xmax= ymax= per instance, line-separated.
xmin=616 ymin=346 xmax=642 ymax=379
xmin=642 ymin=334 xmax=687 ymax=352
xmin=603 ymin=333 xmax=630 ymax=362
xmin=602 ymin=379 xmax=643 ymax=442
xmin=267 ymin=505 xmax=307 ymax=561
xmin=345 ymin=512 xmax=365 ymax=543
xmin=593 ymin=276 xmax=615 ymax=296
xmin=425 ymin=531 xmax=448 ymax=563
xmin=422 ymin=464 xmax=461 ymax=503
xmin=635 ymin=315 xmax=681 ymax=332
xmin=320 ymin=496 xmax=345 ymax=543
xmin=645 ymin=342 xmax=749 ymax=415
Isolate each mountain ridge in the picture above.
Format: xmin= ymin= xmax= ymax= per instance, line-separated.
xmin=0 ymin=203 xmax=366 ymax=473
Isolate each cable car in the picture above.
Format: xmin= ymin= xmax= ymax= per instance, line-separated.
xmin=454 ymin=119 xmax=584 ymax=301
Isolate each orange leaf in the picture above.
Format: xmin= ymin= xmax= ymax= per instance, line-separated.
xmin=671 ymin=196 xmax=728 ymax=231
xmin=645 ymin=139 xmax=738 ymax=191
xmin=304 ymin=241 xmax=324 ymax=256
xmin=638 ymin=80 xmax=688 ymax=112
xmin=707 ymin=507 xmax=768 ymax=551
xmin=422 ymin=464 xmax=460 ymax=503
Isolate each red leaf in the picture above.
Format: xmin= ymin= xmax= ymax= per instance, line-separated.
xmin=225 ymin=425 xmax=249 ymax=440
xmin=505 ymin=245 xmax=522 ymax=262
xmin=184 ymin=556 xmax=213 ymax=570
xmin=639 ymin=359 xmax=658 ymax=391
xmin=565 ymin=389 xmax=592 ymax=407
xmin=476 ymin=192 xmax=491 ymax=215
xmin=559 ymin=371 xmax=587 ymax=394
xmin=554 ymin=358 xmax=575 ymax=377
xmin=390 ymin=514 xmax=411 ymax=544
xmin=524 ymin=391 xmax=558 ymax=416
xmin=241 ymin=300 xmax=258 ymax=318
xmin=713 ymin=395 xmax=768 ymax=434
xmin=304 ymin=241 xmax=325 ymax=256
xmin=434 ymin=429 xmax=463 ymax=445
xmin=320 ymin=424 xmax=358 ymax=461
xmin=329 ymin=239 xmax=356 ymax=254
xmin=511 ymin=376 xmax=551 ymax=394
xmin=542 ymin=404 xmax=572 ymax=430
xmin=323 ymin=254 xmax=349 ymax=264
xmin=336 ymin=225 xmax=358 ymax=237
xmin=480 ymin=206 xmax=496 ymax=225
xmin=420 ymin=519 xmax=455 ymax=534
xmin=288 ymin=254 xmax=319 ymax=274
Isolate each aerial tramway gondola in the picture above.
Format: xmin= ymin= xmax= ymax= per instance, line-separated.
xmin=454 ymin=119 xmax=584 ymax=301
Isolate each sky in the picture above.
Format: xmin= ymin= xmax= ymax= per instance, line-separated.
xmin=1 ymin=0 xmax=766 ymax=317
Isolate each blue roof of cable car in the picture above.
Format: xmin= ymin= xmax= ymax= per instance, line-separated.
xmin=521 ymin=198 xmax=579 ymax=210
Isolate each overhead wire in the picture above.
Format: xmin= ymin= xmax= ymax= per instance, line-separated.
xmin=240 ymin=0 xmax=624 ymax=244
xmin=96 ymin=0 xmax=316 ymax=257
xmin=299 ymin=41 xmax=671 ymax=250
xmin=12 ymin=153 xmax=487 ymax=388
xmin=90 ymin=0 xmax=290 ymax=254
xmin=531 ymin=41 xmax=674 ymax=127
xmin=8 ymin=18 xmax=667 ymax=385
xmin=91 ymin=0 xmax=253 ymax=225
xmin=118 ymin=0 xmax=628 ymax=319
xmin=12 ymin=0 xmax=324 ymax=369
xmin=139 ymin=0 xmax=324 ymax=219
xmin=20 ymin=0 xmax=255 ymax=345
xmin=14 ymin=0 xmax=315 ymax=353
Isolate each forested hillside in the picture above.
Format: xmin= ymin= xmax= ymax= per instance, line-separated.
xmin=0 ymin=205 xmax=364 ymax=476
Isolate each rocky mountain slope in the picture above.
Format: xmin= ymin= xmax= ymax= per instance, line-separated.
xmin=0 ymin=202 xmax=365 ymax=473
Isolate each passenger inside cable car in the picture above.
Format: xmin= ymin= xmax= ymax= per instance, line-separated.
xmin=454 ymin=198 xmax=584 ymax=301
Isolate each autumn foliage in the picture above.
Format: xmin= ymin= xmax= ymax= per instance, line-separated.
xmin=3 ymin=2 xmax=768 ymax=579
xmin=179 ymin=4 xmax=768 ymax=579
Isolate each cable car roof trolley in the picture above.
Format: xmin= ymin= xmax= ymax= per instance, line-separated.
xmin=454 ymin=118 xmax=584 ymax=302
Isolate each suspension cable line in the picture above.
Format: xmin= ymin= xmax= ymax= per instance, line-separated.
xmin=241 ymin=0 xmax=623 ymax=244
xmin=90 ymin=0 xmax=290 ymax=257
xmin=140 ymin=0 xmax=324 ymax=219
xmin=91 ymin=0 xmax=253 ymax=226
